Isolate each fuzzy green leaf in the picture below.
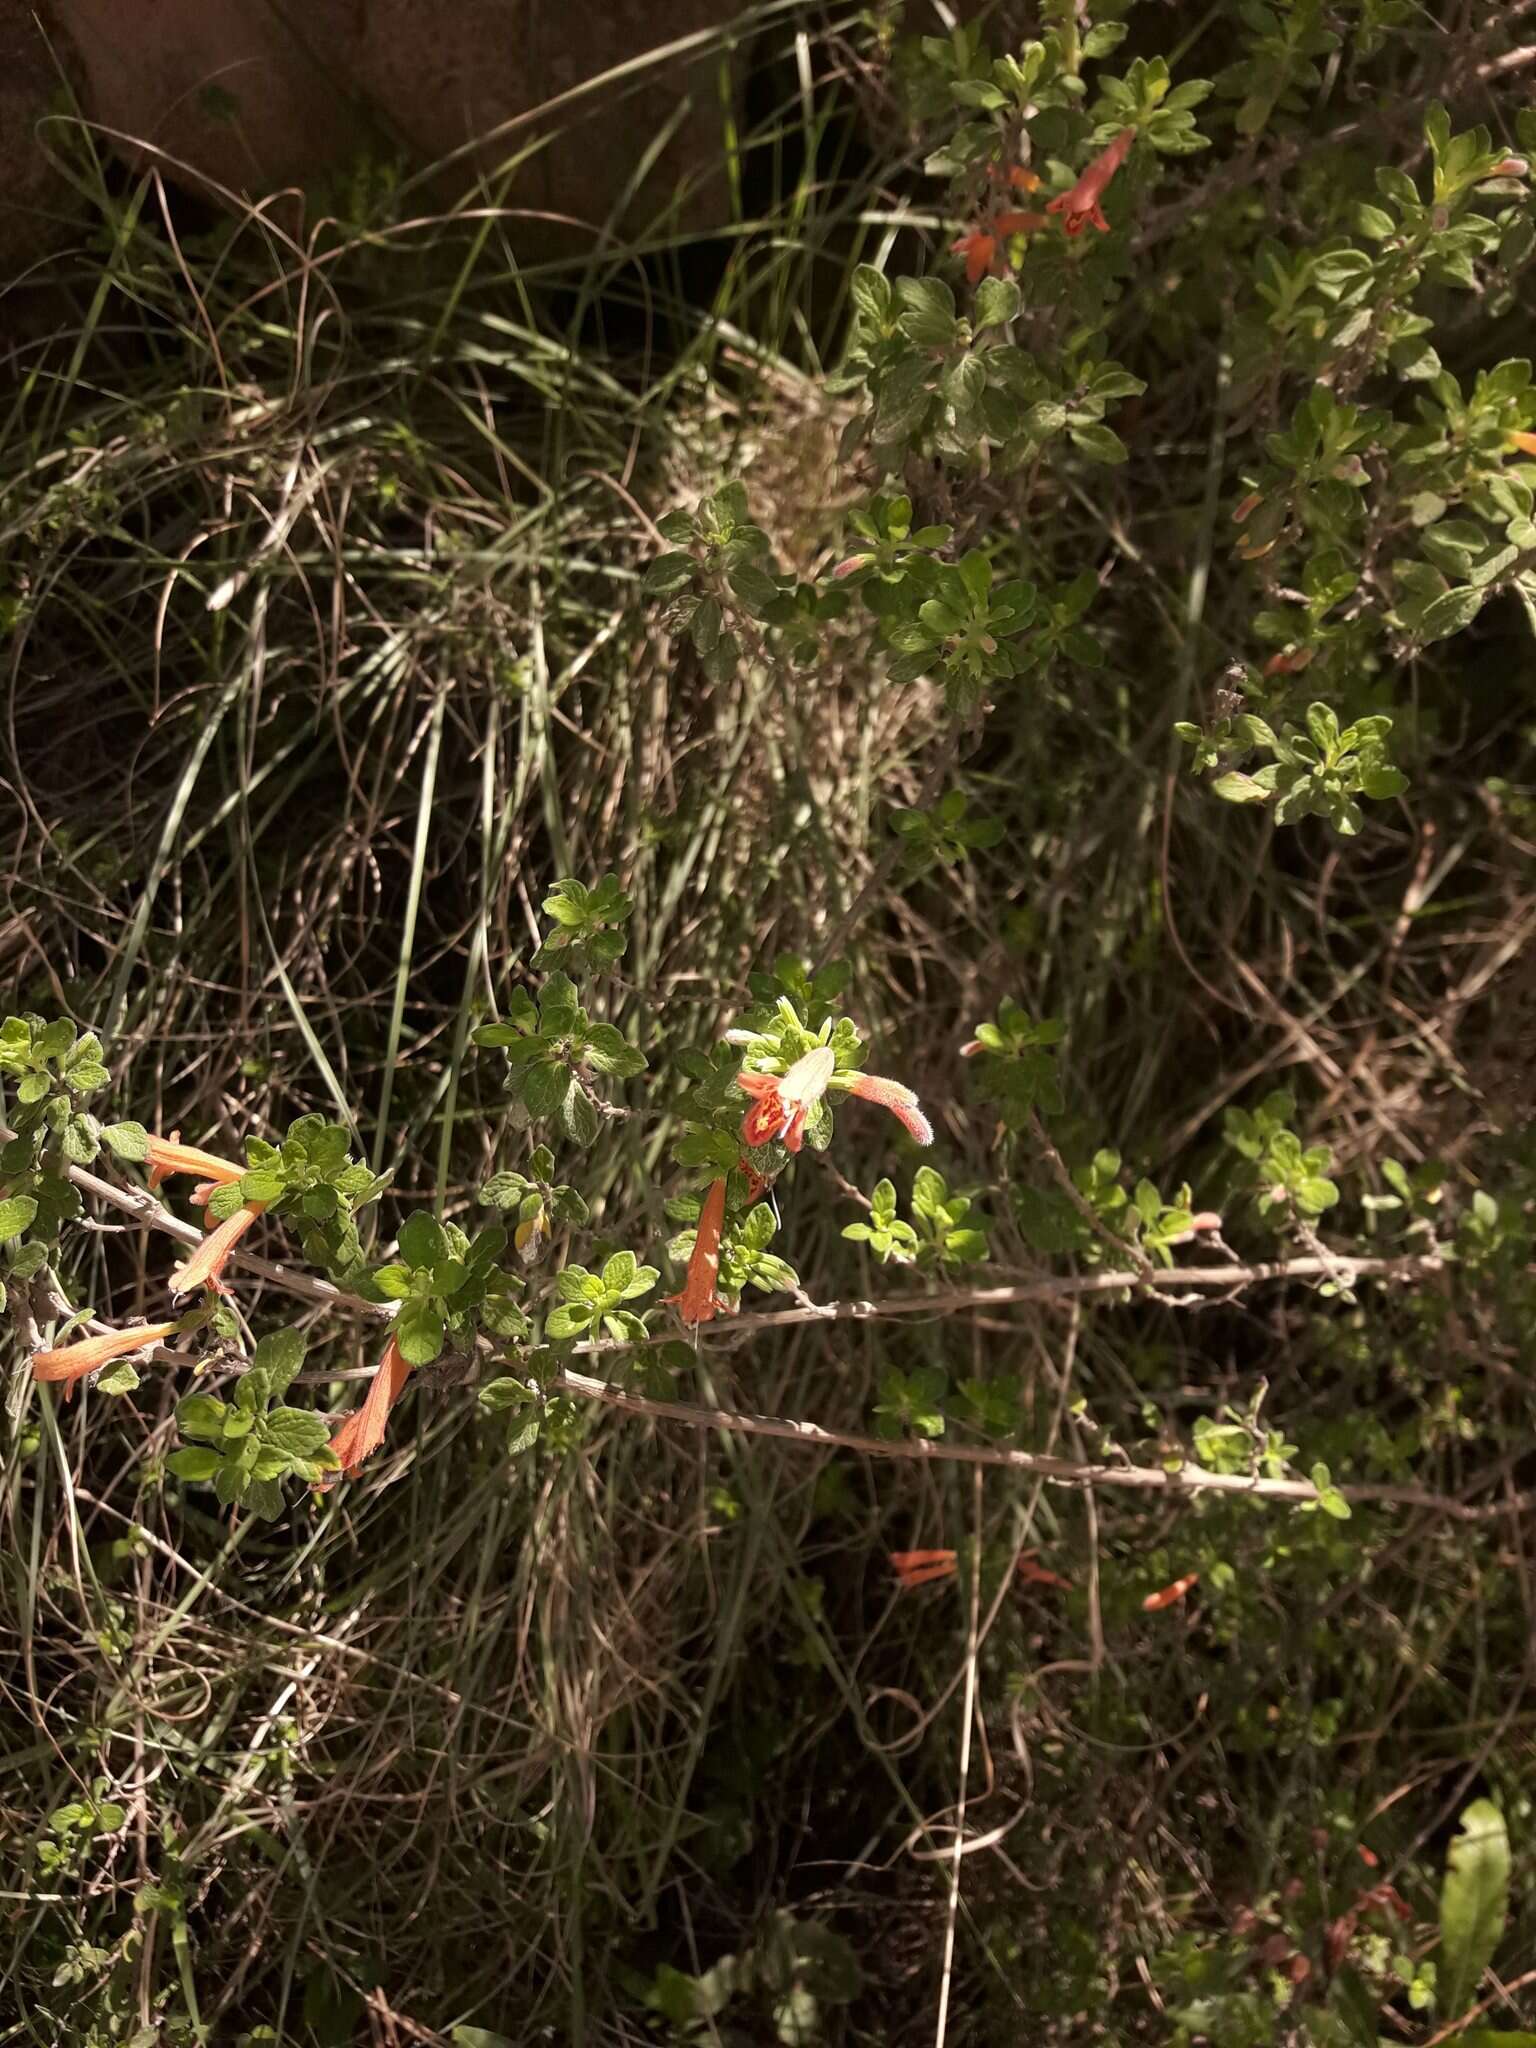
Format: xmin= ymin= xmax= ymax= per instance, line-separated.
xmin=1439 ymin=1801 xmax=1510 ymax=2023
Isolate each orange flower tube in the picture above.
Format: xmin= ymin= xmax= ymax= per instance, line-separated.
xmin=891 ymin=1549 xmax=958 ymax=1589
xmin=145 ymin=1132 xmax=245 ymax=1192
xmin=738 ymin=1046 xmax=837 ymax=1153
xmin=1142 ymin=1572 xmax=1199 ymax=1612
xmin=839 ymin=1072 xmax=934 ymax=1146
xmin=1015 ymin=1553 xmax=1071 ymax=1591
xmin=169 ymin=1203 xmax=264 ymax=1296
xmin=672 ymin=1178 xmax=728 ymax=1326
xmin=951 ymin=211 xmax=1048 ymax=284
xmin=327 ymin=1336 xmax=413 ymax=1476
xmin=32 ymin=1321 xmax=181 ymax=1397
xmin=1047 ymin=127 xmax=1135 ymax=237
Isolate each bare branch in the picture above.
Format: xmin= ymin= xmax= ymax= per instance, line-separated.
xmin=30 ymin=1146 xmax=1485 ymax=1522
xmin=547 ymin=1364 xmax=1520 ymax=1523
xmin=50 ymin=1148 xmax=1444 ymax=1348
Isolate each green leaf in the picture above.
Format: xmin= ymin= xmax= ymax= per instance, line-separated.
xmin=473 ymin=1023 xmax=523 ymax=1051
xmin=477 ymin=1377 xmax=534 ymax=1414
xmin=0 ymin=1195 xmax=38 ymax=1243
xmin=243 ymin=1478 xmax=286 ymax=1520
xmin=522 ymin=1060 xmax=569 ymax=1120
xmin=875 ymin=355 xmax=934 ymax=443
xmin=602 ymin=1250 xmax=637 ymax=1296
xmin=94 ymin=1362 xmax=140 ymax=1395
xmin=643 ymin=550 xmax=698 ymax=596
xmin=101 ymin=1122 xmax=151 ymax=1163
xmin=1417 ymin=584 xmax=1487 ymax=642
xmin=252 ymin=1327 xmax=306 ymax=1395
xmin=539 ymin=972 xmax=581 ymax=1036
xmin=61 ymin=1115 xmax=99 ymax=1165
xmin=431 ymin=1257 xmax=467 ymax=1297
xmin=544 ymin=1303 xmax=591 ymax=1341
xmin=1439 ymin=1801 xmax=1510 ymax=2023
xmin=1069 ymin=422 xmax=1129 ymax=465
xmin=623 ymin=1264 xmax=658 ymax=1302
xmin=398 ymin=1212 xmax=449 ymax=1272
xmin=263 ymin=1408 xmax=333 ymax=1456
xmin=176 ymin=1394 xmax=228 ymax=1441
xmin=973 ymin=275 xmax=1021 ymax=330
xmin=740 ymin=1202 xmax=776 ymax=1252
xmin=582 ymin=1023 xmax=647 ymax=1079
xmin=849 ymin=265 xmax=892 ymax=325
xmin=561 ymin=1079 xmax=600 ymax=1147
xmin=1210 ymin=772 xmax=1272 ymax=805
xmin=33 ymin=1019 xmax=76 ymax=1062
xmin=395 ymin=1299 xmax=445 ymax=1368
xmin=166 ymin=1447 xmax=221 ymax=1483
xmin=896 ymin=274 xmax=959 ymax=347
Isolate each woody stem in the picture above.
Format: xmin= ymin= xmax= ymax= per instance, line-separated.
xmin=544 ymin=1363 xmax=1521 ymax=1524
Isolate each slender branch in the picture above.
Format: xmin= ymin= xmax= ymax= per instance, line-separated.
xmin=33 ymin=1159 xmax=1485 ymax=1519
xmin=1421 ymin=1965 xmax=1536 ymax=2048
xmin=47 ymin=1147 xmax=1444 ymax=1348
xmin=572 ymin=1251 xmax=1442 ymax=1352
xmin=55 ymin=1157 xmax=386 ymax=1320
xmin=546 ymin=1364 xmax=1522 ymax=1523
xmin=1030 ymin=1107 xmax=1157 ymax=1281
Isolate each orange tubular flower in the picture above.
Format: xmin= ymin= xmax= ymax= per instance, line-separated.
xmin=952 ymin=163 xmax=1047 ymax=283
xmin=739 ymin=1049 xmax=934 ymax=1154
xmin=33 ymin=1320 xmax=181 ymax=1398
xmin=739 ymin=1046 xmax=838 ymax=1153
xmin=1142 ymin=1572 xmax=1199 ymax=1612
xmin=169 ymin=1203 xmax=265 ymax=1297
xmin=893 ymin=1549 xmax=1070 ymax=1592
xmin=951 ymin=216 xmax=1048 ymax=284
xmin=892 ymin=1549 xmax=958 ymax=1589
xmin=1508 ymin=430 xmax=1536 ymax=457
xmin=327 ymin=1335 xmax=413 ymax=1477
xmin=838 ymin=1071 xmax=934 ymax=1147
xmin=670 ymin=1177 xmax=728 ymax=1326
xmin=1263 ymin=647 xmax=1315 ymax=678
xmin=1015 ymin=1553 xmax=1071 ymax=1591
xmin=146 ymin=1131 xmax=245 ymax=1192
xmin=951 ymin=230 xmax=1001 ymax=286
xmin=1046 ymin=126 xmax=1135 ymax=238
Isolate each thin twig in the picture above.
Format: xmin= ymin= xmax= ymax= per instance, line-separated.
xmin=572 ymin=1251 xmax=1443 ymax=1351
xmin=546 ymin=1364 xmax=1520 ymax=1522
xmin=935 ymin=1465 xmax=983 ymax=2048
xmin=51 ymin=1156 xmax=385 ymax=1319
xmin=40 ymin=1145 xmax=1446 ymax=1349
xmin=30 ymin=1159 xmax=1470 ymax=1529
xmin=1420 ymin=1965 xmax=1536 ymax=2048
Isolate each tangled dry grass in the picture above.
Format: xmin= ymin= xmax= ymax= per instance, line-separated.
xmin=4 ymin=8 xmax=1536 ymax=2044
